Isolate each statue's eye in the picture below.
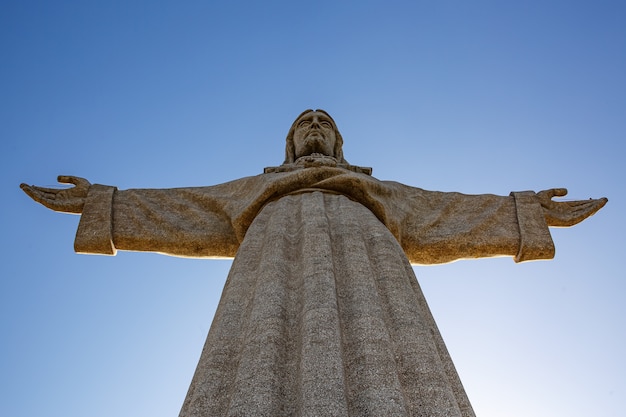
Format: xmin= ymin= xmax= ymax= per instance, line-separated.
xmin=298 ymin=121 xmax=311 ymax=127
xmin=321 ymin=121 xmax=332 ymax=128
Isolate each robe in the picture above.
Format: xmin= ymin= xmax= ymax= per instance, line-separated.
xmin=73 ymin=166 xmax=555 ymax=417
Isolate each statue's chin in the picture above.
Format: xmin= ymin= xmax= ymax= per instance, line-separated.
xmin=297 ymin=142 xmax=332 ymax=157
xmin=296 ymin=150 xmax=333 ymax=158
xmin=302 ymin=136 xmax=332 ymax=154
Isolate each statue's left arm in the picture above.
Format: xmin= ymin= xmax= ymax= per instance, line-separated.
xmin=388 ymin=183 xmax=606 ymax=264
xmin=536 ymin=188 xmax=607 ymax=227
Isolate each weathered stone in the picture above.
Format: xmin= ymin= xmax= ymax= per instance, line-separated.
xmin=20 ymin=109 xmax=607 ymax=416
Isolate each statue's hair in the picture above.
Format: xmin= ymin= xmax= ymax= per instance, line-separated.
xmin=283 ymin=109 xmax=347 ymax=164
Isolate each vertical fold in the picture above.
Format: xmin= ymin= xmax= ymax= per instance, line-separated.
xmin=223 ymin=194 xmax=297 ymax=416
xmin=328 ymin=195 xmax=410 ymax=416
xmin=334 ymin=194 xmax=468 ymax=417
xmin=180 ymin=192 xmax=475 ymax=417
xmin=366 ymin=217 xmax=467 ymax=417
xmin=295 ymin=192 xmax=350 ymax=417
xmin=180 ymin=195 xmax=294 ymax=416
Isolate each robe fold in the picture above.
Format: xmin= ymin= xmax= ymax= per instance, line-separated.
xmin=72 ymin=167 xmax=554 ymax=417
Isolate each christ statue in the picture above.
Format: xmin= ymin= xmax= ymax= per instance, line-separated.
xmin=21 ymin=109 xmax=606 ymax=417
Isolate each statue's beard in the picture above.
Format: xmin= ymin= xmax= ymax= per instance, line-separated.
xmin=301 ymin=135 xmax=331 ymax=157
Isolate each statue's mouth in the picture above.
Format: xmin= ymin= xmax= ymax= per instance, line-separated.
xmin=306 ymin=130 xmax=324 ymax=140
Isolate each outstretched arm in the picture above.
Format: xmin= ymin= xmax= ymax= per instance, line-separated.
xmin=20 ymin=174 xmax=247 ymax=258
xmin=537 ymin=188 xmax=608 ymax=227
xmin=382 ymin=180 xmax=607 ymax=264
xmin=20 ymin=176 xmax=91 ymax=214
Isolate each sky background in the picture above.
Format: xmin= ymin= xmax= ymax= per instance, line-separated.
xmin=1 ymin=1 xmax=624 ymax=416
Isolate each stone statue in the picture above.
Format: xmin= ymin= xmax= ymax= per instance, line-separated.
xmin=21 ymin=109 xmax=606 ymax=417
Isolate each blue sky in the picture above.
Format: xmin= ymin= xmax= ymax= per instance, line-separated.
xmin=2 ymin=1 xmax=624 ymax=416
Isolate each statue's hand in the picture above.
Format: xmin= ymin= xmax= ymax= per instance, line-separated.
xmin=537 ymin=188 xmax=607 ymax=227
xmin=20 ymin=176 xmax=91 ymax=214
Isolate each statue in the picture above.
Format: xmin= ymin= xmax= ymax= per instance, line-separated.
xmin=21 ymin=109 xmax=606 ymax=417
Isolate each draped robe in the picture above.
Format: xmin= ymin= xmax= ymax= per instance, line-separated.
xmin=73 ymin=166 xmax=555 ymax=417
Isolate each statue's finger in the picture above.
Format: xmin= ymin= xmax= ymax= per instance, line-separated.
xmin=588 ymin=197 xmax=608 ymax=213
xmin=21 ymin=185 xmax=51 ymax=205
xmin=565 ymin=198 xmax=607 ymax=226
xmin=20 ymin=184 xmax=46 ymax=200
xmin=575 ymin=198 xmax=608 ymax=211
xmin=560 ymin=200 xmax=593 ymax=208
xmin=20 ymin=183 xmax=35 ymax=199
xmin=58 ymin=175 xmax=81 ymax=186
xmin=29 ymin=185 xmax=66 ymax=194
xmin=24 ymin=183 xmax=67 ymax=202
xmin=550 ymin=188 xmax=568 ymax=198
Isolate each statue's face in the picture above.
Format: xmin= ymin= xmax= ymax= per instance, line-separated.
xmin=292 ymin=111 xmax=337 ymax=158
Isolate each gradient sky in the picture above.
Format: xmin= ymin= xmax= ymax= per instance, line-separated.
xmin=2 ymin=1 xmax=624 ymax=416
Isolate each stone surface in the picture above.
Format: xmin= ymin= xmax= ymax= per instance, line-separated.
xmin=20 ymin=109 xmax=607 ymax=416
xmin=179 ymin=192 xmax=475 ymax=417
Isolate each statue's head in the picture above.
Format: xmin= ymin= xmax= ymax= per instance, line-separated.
xmin=284 ymin=109 xmax=346 ymax=164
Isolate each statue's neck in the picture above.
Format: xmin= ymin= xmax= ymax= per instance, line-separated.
xmin=264 ymin=154 xmax=372 ymax=175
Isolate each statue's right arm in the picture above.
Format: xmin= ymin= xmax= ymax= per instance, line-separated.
xmin=20 ymin=176 xmax=91 ymax=214
xmin=21 ymin=175 xmax=242 ymax=258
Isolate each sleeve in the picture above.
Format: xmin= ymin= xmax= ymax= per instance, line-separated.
xmin=74 ymin=183 xmax=241 ymax=258
xmin=393 ymin=186 xmax=555 ymax=265
xmin=509 ymin=190 xmax=555 ymax=262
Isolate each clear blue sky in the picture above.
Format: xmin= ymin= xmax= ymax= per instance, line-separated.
xmin=2 ymin=1 xmax=624 ymax=416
